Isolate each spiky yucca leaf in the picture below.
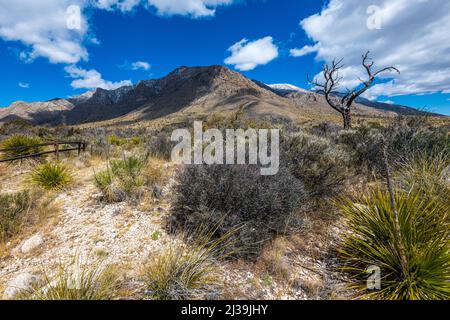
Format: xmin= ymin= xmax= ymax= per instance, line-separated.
xmin=1 ymin=135 xmax=44 ymax=159
xmin=31 ymin=162 xmax=71 ymax=190
xmin=339 ymin=189 xmax=450 ymax=300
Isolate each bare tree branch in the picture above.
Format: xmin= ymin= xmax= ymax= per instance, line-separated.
xmin=308 ymin=51 xmax=400 ymax=129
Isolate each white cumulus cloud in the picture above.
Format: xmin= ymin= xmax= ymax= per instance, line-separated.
xmin=290 ymin=44 xmax=319 ymax=57
xmin=65 ymin=65 xmax=132 ymax=90
xmin=0 ymin=0 xmax=237 ymax=66
xmin=94 ymin=0 xmax=235 ymax=17
xmin=0 ymin=0 xmax=89 ymax=64
xmin=131 ymin=61 xmax=151 ymax=70
xmin=147 ymin=0 xmax=234 ymax=18
xmin=292 ymin=0 xmax=450 ymax=100
xmin=18 ymin=82 xmax=30 ymax=89
xmin=225 ymin=36 xmax=279 ymax=71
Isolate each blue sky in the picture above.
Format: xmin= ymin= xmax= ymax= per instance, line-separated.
xmin=1 ymin=0 xmax=450 ymax=115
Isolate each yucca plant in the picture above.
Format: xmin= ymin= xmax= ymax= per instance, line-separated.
xmin=0 ymin=135 xmax=44 ymax=160
xmin=94 ymin=155 xmax=146 ymax=200
xmin=31 ymin=162 xmax=71 ymax=190
xmin=143 ymin=225 xmax=237 ymax=300
xmin=339 ymin=189 xmax=450 ymax=300
xmin=94 ymin=168 xmax=125 ymax=203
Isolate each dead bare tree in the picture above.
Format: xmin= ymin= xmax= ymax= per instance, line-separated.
xmin=309 ymin=51 xmax=400 ymax=129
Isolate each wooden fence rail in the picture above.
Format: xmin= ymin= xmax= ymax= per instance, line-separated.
xmin=0 ymin=141 xmax=87 ymax=163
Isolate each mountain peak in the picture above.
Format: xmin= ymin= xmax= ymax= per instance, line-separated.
xmin=268 ymin=83 xmax=309 ymax=95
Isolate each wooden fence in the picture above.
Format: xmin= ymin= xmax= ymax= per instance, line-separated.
xmin=0 ymin=141 xmax=87 ymax=163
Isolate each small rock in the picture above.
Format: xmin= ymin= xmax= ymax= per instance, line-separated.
xmin=153 ymin=185 xmax=163 ymax=199
xmin=21 ymin=234 xmax=44 ymax=254
xmin=4 ymin=273 xmax=39 ymax=299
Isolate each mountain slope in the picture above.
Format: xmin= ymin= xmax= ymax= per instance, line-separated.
xmin=0 ymin=66 xmax=440 ymax=126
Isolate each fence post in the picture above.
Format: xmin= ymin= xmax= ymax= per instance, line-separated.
xmin=55 ymin=143 xmax=59 ymax=161
xmin=77 ymin=142 xmax=81 ymax=157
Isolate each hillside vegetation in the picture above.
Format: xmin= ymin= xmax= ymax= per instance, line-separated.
xmin=0 ymin=113 xmax=448 ymax=300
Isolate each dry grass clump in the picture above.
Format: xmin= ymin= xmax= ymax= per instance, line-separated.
xmin=0 ymin=189 xmax=59 ymax=246
xmin=142 ymin=226 xmax=235 ymax=300
xmin=395 ymin=151 xmax=449 ymax=204
xmin=29 ymin=260 xmax=119 ymax=300
xmin=94 ymin=154 xmax=169 ymax=203
xmin=260 ymin=237 xmax=291 ymax=281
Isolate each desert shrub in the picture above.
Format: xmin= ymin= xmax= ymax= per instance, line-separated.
xmin=0 ymin=191 xmax=32 ymax=242
xmin=337 ymin=120 xmax=449 ymax=173
xmin=31 ymin=162 xmax=72 ymax=190
xmin=94 ymin=169 xmax=125 ymax=203
xmin=170 ymin=164 xmax=305 ymax=258
xmin=395 ymin=152 xmax=450 ymax=205
xmin=31 ymin=261 xmax=118 ymax=300
xmin=143 ymin=228 xmax=233 ymax=300
xmin=107 ymin=135 xmax=127 ymax=146
xmin=336 ymin=126 xmax=384 ymax=172
xmin=283 ymin=132 xmax=350 ymax=199
xmin=0 ymin=135 xmax=44 ymax=160
xmin=147 ymin=132 xmax=173 ymax=160
xmin=260 ymin=237 xmax=291 ymax=280
xmin=339 ymin=189 xmax=450 ymax=300
xmin=94 ymin=155 xmax=149 ymax=202
xmin=309 ymin=122 xmax=342 ymax=137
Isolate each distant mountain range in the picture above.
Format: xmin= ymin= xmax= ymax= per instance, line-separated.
xmin=0 ymin=65 xmax=440 ymax=126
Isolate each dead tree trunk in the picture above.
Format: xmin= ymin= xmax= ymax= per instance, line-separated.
xmin=343 ymin=110 xmax=352 ymax=130
xmin=309 ymin=51 xmax=399 ymax=130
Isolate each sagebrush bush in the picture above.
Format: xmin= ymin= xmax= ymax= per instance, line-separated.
xmin=0 ymin=191 xmax=32 ymax=242
xmin=337 ymin=120 xmax=449 ymax=173
xmin=0 ymin=135 xmax=44 ymax=160
xmin=283 ymin=132 xmax=350 ymax=199
xmin=339 ymin=189 xmax=450 ymax=300
xmin=31 ymin=162 xmax=72 ymax=190
xmin=336 ymin=126 xmax=384 ymax=172
xmin=170 ymin=164 xmax=305 ymax=257
xmin=143 ymin=227 xmax=233 ymax=300
xmin=147 ymin=133 xmax=173 ymax=160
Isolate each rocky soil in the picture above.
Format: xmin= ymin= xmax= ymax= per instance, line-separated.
xmin=0 ymin=158 xmax=345 ymax=300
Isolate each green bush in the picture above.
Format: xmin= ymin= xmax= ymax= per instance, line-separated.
xmin=283 ymin=132 xmax=350 ymax=199
xmin=107 ymin=135 xmax=127 ymax=146
xmin=0 ymin=135 xmax=44 ymax=160
xmin=339 ymin=189 xmax=450 ymax=300
xmin=0 ymin=191 xmax=32 ymax=242
xmin=94 ymin=155 xmax=147 ymax=202
xmin=31 ymin=162 xmax=72 ymax=190
xmin=170 ymin=164 xmax=305 ymax=258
